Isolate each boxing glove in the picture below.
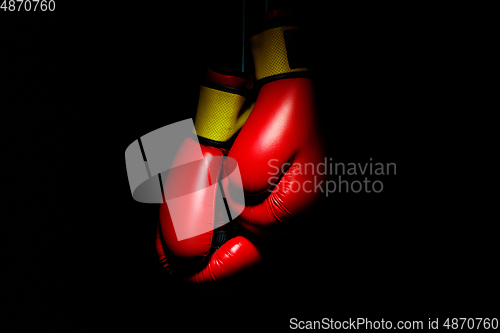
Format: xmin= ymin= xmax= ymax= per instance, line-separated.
xmin=224 ymin=10 xmax=325 ymax=236
xmin=156 ymin=68 xmax=261 ymax=282
xmin=157 ymin=10 xmax=324 ymax=280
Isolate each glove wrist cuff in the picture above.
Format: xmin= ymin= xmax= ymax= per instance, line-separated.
xmin=194 ymin=69 xmax=254 ymax=145
xmin=250 ymin=21 xmax=311 ymax=82
xmin=205 ymin=68 xmax=247 ymax=90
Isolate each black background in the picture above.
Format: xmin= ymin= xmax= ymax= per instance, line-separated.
xmin=2 ymin=0 xmax=495 ymax=331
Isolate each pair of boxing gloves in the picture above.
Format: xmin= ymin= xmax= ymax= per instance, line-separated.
xmin=156 ymin=10 xmax=325 ymax=282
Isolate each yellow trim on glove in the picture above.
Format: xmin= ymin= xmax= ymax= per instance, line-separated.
xmin=194 ymin=86 xmax=253 ymax=142
xmin=250 ymin=25 xmax=310 ymax=81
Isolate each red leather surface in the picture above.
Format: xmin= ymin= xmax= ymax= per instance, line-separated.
xmin=185 ymin=236 xmax=261 ymax=283
xmin=227 ymin=78 xmax=325 ymax=235
xmin=205 ymin=68 xmax=247 ymax=89
xmin=159 ymin=137 xmax=226 ymax=262
xmin=156 ymin=225 xmax=261 ymax=282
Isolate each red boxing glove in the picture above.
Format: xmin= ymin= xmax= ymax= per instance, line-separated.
xmin=156 ymin=10 xmax=324 ymax=281
xmin=225 ymin=10 xmax=325 ymax=236
xmin=156 ymin=68 xmax=261 ymax=282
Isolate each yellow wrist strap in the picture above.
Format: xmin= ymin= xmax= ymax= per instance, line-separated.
xmin=194 ymin=85 xmax=253 ymax=143
xmin=250 ymin=25 xmax=310 ymax=81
